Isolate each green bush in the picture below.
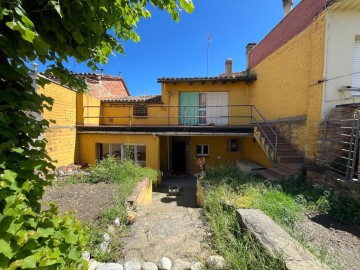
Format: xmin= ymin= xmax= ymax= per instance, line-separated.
xmin=0 ymin=172 xmax=87 ymax=270
xmin=0 ymin=71 xmax=87 ymax=269
xmin=84 ymin=157 xmax=158 ymax=186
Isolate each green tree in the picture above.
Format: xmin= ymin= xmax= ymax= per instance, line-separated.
xmin=0 ymin=1 xmax=193 ymax=269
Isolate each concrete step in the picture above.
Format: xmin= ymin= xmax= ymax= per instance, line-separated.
xmin=277 ymin=156 xmax=304 ymax=163
xmin=266 ymin=167 xmax=292 ymax=179
xmin=276 ymin=149 xmax=299 ymax=156
xmin=266 ymin=137 xmax=288 ymax=144
xmin=276 ymin=163 xmax=303 ymax=174
xmin=257 ymin=170 xmax=278 ymax=180
xmin=259 ymin=128 xmax=278 ymax=135
xmin=276 ymin=143 xmax=295 ymax=150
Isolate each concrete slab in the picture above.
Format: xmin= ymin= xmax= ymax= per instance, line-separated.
xmin=236 ymin=209 xmax=331 ymax=270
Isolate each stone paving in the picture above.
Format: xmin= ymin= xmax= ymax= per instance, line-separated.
xmin=119 ymin=176 xmax=211 ymax=264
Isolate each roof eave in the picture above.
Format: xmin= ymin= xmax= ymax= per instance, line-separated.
xmin=157 ymin=76 xmax=257 ymax=84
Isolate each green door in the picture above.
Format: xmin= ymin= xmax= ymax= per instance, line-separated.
xmin=179 ymin=92 xmax=199 ymax=125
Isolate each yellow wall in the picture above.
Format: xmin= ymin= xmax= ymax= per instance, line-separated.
xmin=242 ymin=137 xmax=273 ymax=168
xmin=100 ymin=103 xmax=168 ymax=126
xmin=77 ymin=93 xmax=101 ymax=126
xmin=96 ymin=81 xmax=253 ymax=126
xmin=38 ymin=81 xmax=77 ymax=168
xmin=250 ymin=13 xmax=326 ymax=158
xmin=163 ymin=81 xmax=252 ymax=126
xmin=77 ymin=133 xmax=160 ymax=170
xmin=190 ymin=136 xmax=271 ymax=172
xmin=160 ymin=136 xmax=169 ymax=172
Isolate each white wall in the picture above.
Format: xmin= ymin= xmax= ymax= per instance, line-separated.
xmin=323 ymin=11 xmax=360 ymax=116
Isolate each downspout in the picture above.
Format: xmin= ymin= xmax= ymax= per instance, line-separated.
xmin=167 ymin=136 xmax=170 ymax=172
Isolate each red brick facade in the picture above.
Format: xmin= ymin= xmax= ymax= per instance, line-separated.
xmin=249 ymin=0 xmax=327 ymax=68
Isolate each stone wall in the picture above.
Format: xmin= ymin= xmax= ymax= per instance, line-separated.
xmin=307 ymin=170 xmax=360 ymax=199
xmin=274 ymin=116 xmax=307 ymax=154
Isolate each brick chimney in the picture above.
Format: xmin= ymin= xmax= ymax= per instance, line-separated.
xmin=225 ymin=59 xmax=233 ymax=76
xmin=283 ymin=0 xmax=293 ymax=17
xmin=246 ymin=43 xmax=257 ymax=69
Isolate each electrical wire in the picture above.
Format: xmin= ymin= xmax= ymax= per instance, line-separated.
xmin=310 ymin=71 xmax=360 ymax=87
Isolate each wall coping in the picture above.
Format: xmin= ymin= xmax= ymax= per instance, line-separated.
xmin=127 ymin=177 xmax=150 ymax=206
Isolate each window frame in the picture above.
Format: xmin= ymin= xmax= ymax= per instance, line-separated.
xmin=196 ymin=144 xmax=209 ymax=157
xmin=133 ymin=104 xmax=148 ymax=118
xmin=97 ymin=143 xmax=146 ymax=166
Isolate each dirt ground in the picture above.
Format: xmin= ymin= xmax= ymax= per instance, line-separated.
xmin=42 ymin=182 xmax=118 ymax=222
xmin=300 ymin=213 xmax=360 ymax=270
xmin=43 ymin=182 xmax=360 ymax=269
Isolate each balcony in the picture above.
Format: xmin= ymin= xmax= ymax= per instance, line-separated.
xmin=77 ymin=104 xmax=270 ymax=136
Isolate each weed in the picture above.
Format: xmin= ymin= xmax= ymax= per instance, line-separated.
xmin=80 ymin=157 xmax=157 ymax=262
xmin=202 ymin=163 xmax=360 ymax=269
xmin=204 ymin=186 xmax=286 ymax=269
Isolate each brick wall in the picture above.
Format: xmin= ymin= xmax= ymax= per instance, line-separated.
xmin=306 ymin=106 xmax=360 ymax=197
xmin=249 ymin=11 xmax=326 ymax=159
xmin=249 ymin=0 xmax=327 ymax=68
xmin=38 ymin=81 xmax=77 ymax=168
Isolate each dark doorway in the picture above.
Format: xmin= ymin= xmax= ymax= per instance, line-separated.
xmin=172 ymin=138 xmax=186 ymax=173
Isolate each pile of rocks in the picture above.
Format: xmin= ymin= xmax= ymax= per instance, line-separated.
xmin=86 ymin=255 xmax=226 ymax=270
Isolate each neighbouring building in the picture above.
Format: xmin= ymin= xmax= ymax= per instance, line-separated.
xmin=38 ymin=72 xmax=129 ymax=168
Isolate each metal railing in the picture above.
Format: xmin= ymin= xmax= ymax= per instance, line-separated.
xmin=82 ymin=104 xmax=278 ymax=161
xmin=250 ymin=106 xmax=278 ymax=162
xmin=319 ymin=112 xmax=360 ymax=182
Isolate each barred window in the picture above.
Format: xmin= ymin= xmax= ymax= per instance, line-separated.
xmin=133 ymin=105 xmax=147 ymax=118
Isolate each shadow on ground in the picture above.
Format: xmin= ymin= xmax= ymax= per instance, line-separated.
xmin=154 ymin=175 xmax=197 ymax=208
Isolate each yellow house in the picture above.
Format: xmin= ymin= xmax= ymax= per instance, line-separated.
xmin=42 ymin=0 xmax=360 ymax=184
xmin=76 ymin=66 xmax=273 ymax=174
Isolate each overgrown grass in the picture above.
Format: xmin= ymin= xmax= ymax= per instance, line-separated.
xmin=59 ymin=157 xmax=158 ymax=262
xmin=204 ymin=184 xmax=286 ymax=270
xmin=203 ymin=163 xmax=360 ymax=269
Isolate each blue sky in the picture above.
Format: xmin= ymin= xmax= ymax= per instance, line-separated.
xmin=52 ymin=0 xmax=301 ymax=96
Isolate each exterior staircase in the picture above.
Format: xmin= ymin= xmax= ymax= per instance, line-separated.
xmin=253 ymin=124 xmax=304 ymax=180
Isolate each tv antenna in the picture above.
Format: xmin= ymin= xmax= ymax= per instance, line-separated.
xmin=207 ymin=32 xmax=213 ymax=76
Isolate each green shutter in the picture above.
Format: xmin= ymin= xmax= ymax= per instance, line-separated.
xmin=179 ymin=92 xmax=199 ymax=125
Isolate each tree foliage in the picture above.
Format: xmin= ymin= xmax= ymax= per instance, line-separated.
xmin=1 ymin=0 xmax=194 ymax=86
xmin=0 ymin=0 xmax=193 ymax=268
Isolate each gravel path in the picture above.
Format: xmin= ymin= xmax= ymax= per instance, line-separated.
xmin=120 ymin=176 xmax=211 ymax=263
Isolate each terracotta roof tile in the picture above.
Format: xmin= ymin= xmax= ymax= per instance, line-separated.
xmin=80 ymin=74 xmax=130 ymax=99
xmin=39 ymin=73 xmax=130 ymax=99
xmin=102 ymin=95 xmax=162 ymax=104
xmin=157 ymin=73 xmax=256 ymax=83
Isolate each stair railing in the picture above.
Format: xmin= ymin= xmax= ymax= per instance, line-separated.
xmin=251 ymin=106 xmax=278 ymax=162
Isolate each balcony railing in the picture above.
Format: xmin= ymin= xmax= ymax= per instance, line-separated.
xmin=82 ymin=104 xmax=278 ymax=161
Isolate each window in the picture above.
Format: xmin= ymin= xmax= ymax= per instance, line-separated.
xmin=196 ymin=144 xmax=209 ymax=156
xmin=97 ymin=143 xmax=146 ymax=166
xmin=179 ymin=92 xmax=229 ymax=126
xmin=122 ymin=145 xmax=146 ymax=167
xmin=230 ymin=139 xmax=239 ymax=152
xmin=133 ymin=105 xmax=147 ymax=118
xmin=99 ymin=143 xmax=122 ymax=159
